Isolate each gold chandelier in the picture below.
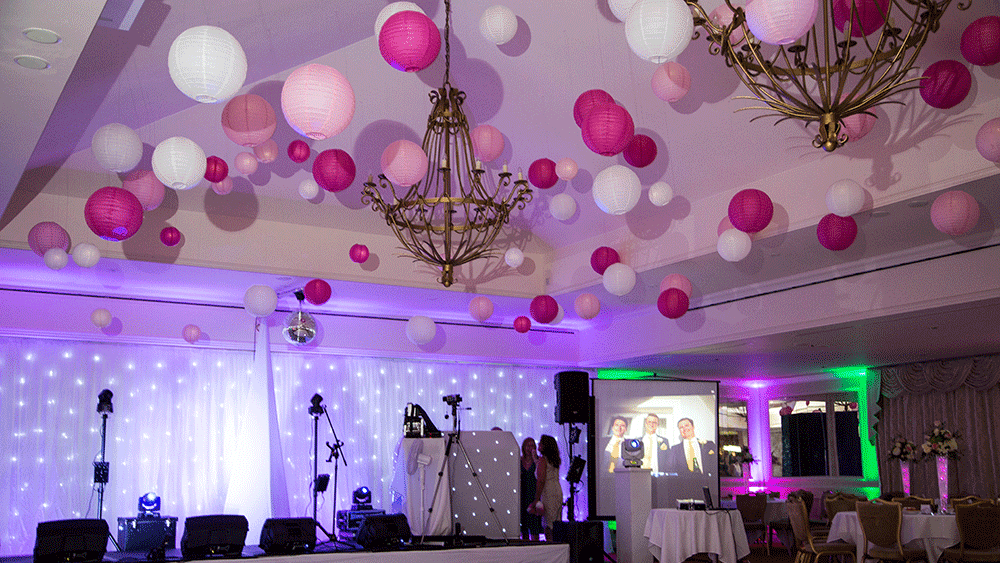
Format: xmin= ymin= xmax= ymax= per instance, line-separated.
xmin=362 ymin=0 xmax=532 ymax=288
xmin=686 ymin=0 xmax=970 ymax=151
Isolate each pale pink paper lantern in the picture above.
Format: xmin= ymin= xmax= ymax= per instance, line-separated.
xmin=919 ymin=60 xmax=971 ymax=110
xmin=651 ymin=61 xmax=691 ymax=103
xmin=832 ymin=0 xmax=889 ymax=37
xmin=122 ymin=170 xmax=166 ymax=211
xmin=841 ymin=112 xmax=877 ymax=142
xmin=381 ymin=140 xmax=428 ymax=187
xmin=28 ymin=221 xmax=70 ymax=257
xmin=513 ymin=316 xmax=531 ymax=333
xmin=254 ymin=139 xmax=279 ymax=163
xmin=349 ymin=243 xmax=370 ymax=264
xmin=976 ymin=118 xmax=1000 ymax=162
xmin=573 ymin=89 xmax=615 ymax=128
xmin=931 ymin=190 xmax=979 ymax=237
xmin=555 ymin=158 xmax=578 ymax=180
xmin=469 ymin=295 xmax=494 ymax=322
xmin=182 ymin=324 xmax=201 ymax=344
xmin=961 ymin=16 xmax=1000 ymax=67
xmin=659 ymin=273 xmax=692 ymax=297
xmin=574 ymin=293 xmax=601 ymax=320
xmin=84 ymin=186 xmax=144 ymax=241
xmin=379 ymin=11 xmax=441 ymax=72
xmin=623 ymin=134 xmax=657 ymax=168
xmin=528 ymin=158 xmax=558 ymax=189
xmin=313 ymin=149 xmax=356 ymax=192
xmin=582 ymin=103 xmax=635 ymax=156
xmin=817 ymin=213 xmax=858 ymax=250
xmin=221 ymin=94 xmax=277 ymax=147
xmin=234 ymin=152 xmax=259 ymax=175
xmin=709 ymin=4 xmax=746 ymax=46
xmin=281 ymin=63 xmax=356 ymax=140
xmin=728 ymin=188 xmax=774 ymax=233
xmin=288 ymin=139 xmax=311 ymax=163
xmin=471 ymin=124 xmax=504 ymax=162
xmin=91 ymin=308 xmax=113 ymax=329
xmin=745 ymin=0 xmax=819 ymax=45
xmin=212 ymin=176 xmax=234 ymax=195
xmin=204 ymin=155 xmax=229 ymax=183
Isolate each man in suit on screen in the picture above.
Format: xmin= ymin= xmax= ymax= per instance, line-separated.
xmin=668 ymin=417 xmax=717 ymax=476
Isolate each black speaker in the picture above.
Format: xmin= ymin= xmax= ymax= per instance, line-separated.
xmin=555 ymin=371 xmax=590 ymax=424
xmin=34 ymin=519 xmax=109 ymax=563
xmin=259 ymin=517 xmax=315 ymax=555
xmin=354 ymin=513 xmax=411 ymax=550
xmin=552 ymin=520 xmax=604 ymax=563
xmin=180 ymin=515 xmax=248 ymax=559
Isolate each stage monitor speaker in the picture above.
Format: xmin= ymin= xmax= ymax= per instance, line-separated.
xmin=259 ymin=517 xmax=315 ymax=555
xmin=355 ymin=513 xmax=411 ymax=550
xmin=555 ymin=371 xmax=590 ymax=424
xmin=180 ymin=514 xmax=248 ymax=560
xmin=552 ymin=520 xmax=604 ymax=563
xmin=34 ymin=519 xmax=109 ymax=563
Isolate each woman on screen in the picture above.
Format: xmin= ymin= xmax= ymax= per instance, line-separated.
xmin=532 ymin=434 xmax=563 ymax=540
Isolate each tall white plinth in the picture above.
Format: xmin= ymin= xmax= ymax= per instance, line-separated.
xmin=614 ymin=467 xmax=652 ymax=563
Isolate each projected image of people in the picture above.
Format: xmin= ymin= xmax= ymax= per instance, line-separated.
xmin=641 ymin=413 xmax=670 ymax=473
xmin=604 ymin=416 xmax=629 ymax=472
xmin=668 ymin=417 xmax=717 ymax=475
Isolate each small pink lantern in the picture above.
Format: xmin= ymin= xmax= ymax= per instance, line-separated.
xmin=651 ymin=61 xmax=691 ymax=103
xmin=930 ymin=190 xmax=980 ymax=237
xmin=235 ymin=152 xmax=258 ymax=175
xmin=349 ymin=243 xmax=370 ymax=263
xmin=313 ymin=149 xmax=356 ymax=192
xmin=919 ymin=60 xmax=972 ymax=110
xmin=832 ymin=0 xmax=889 ymax=37
xmin=254 ymin=139 xmax=280 ymax=163
xmin=528 ymin=158 xmax=558 ymax=189
xmin=728 ymin=188 xmax=774 ymax=233
xmin=582 ymin=103 xmax=635 ymax=157
xmin=182 ymin=324 xmax=201 ymax=344
xmin=709 ymin=4 xmax=746 ymax=46
xmin=281 ymin=63 xmax=356 ymax=141
xmin=469 ymin=296 xmax=494 ymax=322
xmin=976 ymin=118 xmax=1000 ymax=162
xmin=122 ymin=170 xmax=166 ymax=211
xmin=530 ymin=295 xmax=559 ymax=324
xmin=961 ymin=16 xmax=1000 ymax=67
xmin=304 ymin=278 xmax=332 ymax=305
xmin=84 ymin=187 xmax=144 ymax=241
xmin=841 ymin=112 xmax=877 ymax=142
xmin=288 ymin=140 xmax=311 ymax=163
xmin=745 ymin=0 xmax=820 ymax=45
xmin=381 ymin=139 xmax=428 ymax=187
xmin=160 ymin=226 xmax=181 ymax=247
xmin=221 ymin=94 xmax=277 ymax=147
xmin=212 ymin=176 xmax=234 ymax=195
xmin=623 ymin=134 xmax=657 ymax=168
xmin=573 ymin=89 xmax=615 ymax=128
xmin=28 ymin=221 xmax=70 ymax=257
xmin=513 ymin=316 xmax=531 ymax=333
xmin=555 ymin=158 xmax=578 ymax=180
xmin=574 ymin=293 xmax=601 ymax=320
xmin=590 ymin=246 xmax=620 ymax=275
xmin=817 ymin=213 xmax=858 ymax=250
xmin=471 ymin=124 xmax=504 ymax=162
xmin=660 ymin=273 xmax=693 ymax=298
xmin=379 ymin=11 xmax=441 ymax=72
xmin=204 ymin=155 xmax=229 ymax=183
xmin=657 ymin=288 xmax=690 ymax=319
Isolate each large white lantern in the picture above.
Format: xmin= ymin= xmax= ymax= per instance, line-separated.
xmin=593 ymin=164 xmax=641 ymax=215
xmin=406 ymin=315 xmax=437 ymax=345
xmin=91 ymin=123 xmax=142 ymax=172
xmin=718 ymin=228 xmax=752 ymax=262
xmin=610 ymin=0 xmax=640 ymax=22
xmin=826 ymin=179 xmax=866 ymax=217
xmin=479 ymin=5 xmax=518 ymax=45
xmin=549 ymin=193 xmax=578 ymax=221
xmin=745 ymin=0 xmax=819 ymax=46
xmin=243 ymin=285 xmax=278 ymax=317
xmin=374 ymin=2 xmax=426 ymax=36
xmin=152 ymin=136 xmax=206 ymax=190
xmin=168 ymin=26 xmax=247 ymax=103
xmin=625 ymin=0 xmax=695 ymax=63
xmin=603 ymin=263 xmax=637 ymax=296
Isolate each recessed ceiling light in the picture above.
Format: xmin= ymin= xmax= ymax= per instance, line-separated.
xmin=14 ymin=55 xmax=50 ymax=70
xmin=23 ymin=28 xmax=61 ymax=44
xmin=907 ymin=200 xmax=928 ymax=208
xmin=871 ymin=210 xmax=890 ymax=218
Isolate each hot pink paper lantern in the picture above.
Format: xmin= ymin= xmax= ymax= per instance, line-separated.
xmin=212 ymin=176 xmax=234 ymax=195
xmin=469 ymin=295 xmax=494 ymax=322
xmin=530 ymin=295 xmax=559 ymax=324
xmin=281 ymin=63 xmax=356 ymax=140
xmin=574 ymin=293 xmax=601 ymax=320
xmin=841 ymin=112 xmax=877 ymax=142
xmin=182 ymin=324 xmax=201 ymax=344
xmin=660 ymin=273 xmax=693 ymax=298
xmin=288 ymin=140 xmax=311 ymax=163
xmin=381 ymin=139 xmax=428 ymax=187
xmin=28 ymin=221 xmax=70 ymax=257
xmin=657 ymin=288 xmax=690 ymax=319
xmin=976 ymin=118 xmax=1000 ymax=162
xmin=204 ymin=155 xmax=229 ymax=183
xmin=254 ymin=139 xmax=279 ymax=163
xmin=528 ymin=158 xmax=558 ymax=189
xmin=379 ymin=11 xmax=441 ymax=72
xmin=816 ymin=213 xmax=858 ymax=250
xmin=573 ymin=89 xmax=615 ymax=128
xmin=471 ymin=124 xmax=504 ymax=162
xmin=160 ymin=226 xmax=181 ymax=247
xmin=313 ymin=149 xmax=356 ymax=192
xmin=221 ymin=93 xmax=277 ymax=147
xmin=590 ymin=246 xmax=620 ymax=275
xmin=961 ymin=16 xmax=1000 ymax=67
xmin=304 ymin=278 xmax=332 ymax=305
xmin=745 ymin=0 xmax=820 ymax=45
xmin=122 ymin=170 xmax=166 ymax=211
xmin=349 ymin=243 xmax=370 ymax=263
xmin=651 ymin=61 xmax=691 ymax=103
xmin=931 ymin=190 xmax=980 ymax=236
xmin=513 ymin=316 xmax=531 ymax=333
xmin=832 ymin=0 xmax=889 ymax=37
xmin=728 ymin=188 xmax=774 ymax=233
xmin=582 ymin=103 xmax=635 ymax=157
xmin=85 ymin=186 xmax=144 ymax=241
xmin=919 ymin=60 xmax=972 ymax=110
xmin=623 ymin=134 xmax=657 ymax=168
xmin=235 ymin=152 xmax=258 ymax=175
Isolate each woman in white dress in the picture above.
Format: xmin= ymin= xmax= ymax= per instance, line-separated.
xmin=532 ymin=434 xmax=564 ymax=540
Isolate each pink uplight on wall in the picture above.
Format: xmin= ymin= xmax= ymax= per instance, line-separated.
xmin=378 ymin=11 xmax=441 ymax=72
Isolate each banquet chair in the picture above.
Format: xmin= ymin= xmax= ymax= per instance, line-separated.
xmin=940 ymin=501 xmax=1000 ymax=563
xmin=825 ymin=494 xmax=859 ymax=525
xmin=772 ymin=490 xmax=821 ymax=554
xmin=891 ymin=496 xmax=935 ymax=511
xmin=787 ymin=496 xmax=856 ymax=563
xmin=737 ymin=493 xmax=770 ymax=556
xmin=949 ymin=496 xmax=992 ymax=510
xmin=856 ymin=501 xmax=928 ymax=563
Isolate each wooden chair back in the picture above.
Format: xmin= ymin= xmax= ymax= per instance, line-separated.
xmin=856 ymin=500 xmax=904 ymax=554
xmin=736 ymin=493 xmax=767 ymax=523
xmin=890 ymin=495 xmax=934 ymax=510
xmin=825 ymin=493 xmax=858 ymax=522
xmin=950 ymin=495 xmax=991 ymax=509
xmin=786 ymin=497 xmax=813 ymax=550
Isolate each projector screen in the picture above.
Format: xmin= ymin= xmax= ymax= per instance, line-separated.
xmin=588 ymin=379 xmax=719 ymax=519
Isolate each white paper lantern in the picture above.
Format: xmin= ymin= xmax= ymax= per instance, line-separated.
xmin=625 ymin=0 xmax=695 ymax=63
xmin=549 ymin=193 xmax=577 ymax=221
xmin=551 ymin=304 xmax=565 ymax=325
xmin=610 ymin=0 xmax=640 ymax=21
xmin=168 ymin=26 xmax=247 ymax=103
xmin=43 ymin=247 xmax=68 ymax=270
xmin=718 ymin=228 xmax=752 ymax=262
xmin=182 ymin=324 xmax=202 ymax=344
xmin=555 ymin=158 xmax=578 ymax=180
xmin=374 ymin=2 xmax=426 ymax=36
xmin=72 ymin=243 xmax=101 ymax=268
xmin=826 ymin=179 xmax=866 ymax=217
xmin=298 ymin=178 xmax=320 ymax=200
xmin=603 ymin=263 xmax=637 ymax=296
xmin=243 ymin=284 xmax=278 ymax=317
xmin=152 ymin=136 xmax=207 ymax=190
xmin=593 ymin=164 xmax=641 ymax=215
xmin=91 ymin=123 xmax=142 ymax=172
xmin=480 ymin=5 xmax=518 ymax=45
xmin=648 ymin=181 xmax=674 ymax=206
xmin=406 ymin=315 xmax=437 ymax=345
xmin=745 ymin=0 xmax=819 ymax=46
xmin=504 ymin=247 xmax=524 ymax=268
xmin=91 ymin=308 xmax=112 ymax=328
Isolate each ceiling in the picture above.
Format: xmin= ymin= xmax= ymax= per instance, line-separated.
xmin=1 ymin=0 xmax=999 ymax=379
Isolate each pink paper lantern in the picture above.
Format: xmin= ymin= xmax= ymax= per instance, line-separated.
xmin=657 ymin=288 xmax=690 ymax=319
xmin=555 ymin=158 xmax=578 ymax=180
xmin=288 ymin=140 xmax=311 ymax=163
xmin=313 ymin=149 xmax=356 ymax=192
xmin=235 ymin=152 xmax=258 ymax=175
xmin=590 ymin=246 xmax=620 ymax=275
xmin=651 ymin=61 xmax=691 ymax=103
xmin=84 ymin=186 xmax=144 ymax=241
xmin=931 ymin=190 xmax=980 ymax=237
xmin=582 ymin=103 xmax=635 ymax=157
xmin=469 ymin=296 xmax=494 ymax=322
xmin=728 ymin=188 xmax=774 ymax=233
xmin=573 ymin=89 xmax=615 ymax=128
xmin=841 ymin=112 xmax=877 ymax=142
xmin=212 ymin=176 xmax=234 ymax=195
xmin=976 ymin=118 xmax=1000 ymax=162
xmin=221 ymin=94 xmax=277 ymax=147
xmin=919 ymin=60 xmax=972 ymax=110
xmin=513 ymin=315 xmax=531 ymax=333
xmin=816 ymin=213 xmax=858 ymax=250
xmin=659 ymin=273 xmax=693 ymax=298
xmin=745 ymin=0 xmax=820 ymax=45
xmin=832 ymin=0 xmax=889 ymax=37
xmin=623 ymin=134 xmax=657 ymax=168
xmin=381 ymin=139 xmax=428 ymax=187
xmin=122 ymin=170 xmax=166 ymax=211
xmin=349 ymin=243 xmax=370 ymax=263
xmin=961 ymin=16 xmax=1000 ymax=67
xmin=160 ymin=226 xmax=181 ymax=247
xmin=528 ymin=158 xmax=558 ymax=189
xmin=530 ymin=295 xmax=559 ymax=324
xmin=28 ymin=221 xmax=70 ymax=257
xmin=204 ymin=155 xmax=229 ymax=183
xmin=471 ymin=124 xmax=504 ymax=162
xmin=182 ymin=324 xmax=201 ymax=344
xmin=254 ymin=139 xmax=279 ymax=163
xmin=281 ymin=63 xmax=356 ymax=140
xmin=379 ymin=11 xmax=441 ymax=72
xmin=304 ymin=278 xmax=332 ymax=305
xmin=574 ymin=293 xmax=601 ymax=320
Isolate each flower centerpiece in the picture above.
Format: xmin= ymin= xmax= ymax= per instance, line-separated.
xmin=887 ymin=436 xmax=919 ymax=495
xmin=731 ymin=446 xmax=757 ymax=465
xmin=922 ymin=421 xmax=960 ymax=511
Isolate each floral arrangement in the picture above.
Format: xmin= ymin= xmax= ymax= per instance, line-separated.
xmin=921 ymin=421 xmax=960 ymax=459
xmin=886 ymin=436 xmax=919 ymax=461
xmin=730 ymin=446 xmax=757 ymax=465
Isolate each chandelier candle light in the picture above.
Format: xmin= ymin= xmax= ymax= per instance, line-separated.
xmin=363 ymin=0 xmax=532 ymax=287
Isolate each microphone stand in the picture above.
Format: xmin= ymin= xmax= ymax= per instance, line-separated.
xmin=323 ymin=407 xmax=347 ymax=538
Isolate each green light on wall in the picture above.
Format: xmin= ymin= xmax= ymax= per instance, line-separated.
xmin=827 ymin=366 xmax=871 ymax=378
xmin=596 ymin=369 xmax=656 ymax=379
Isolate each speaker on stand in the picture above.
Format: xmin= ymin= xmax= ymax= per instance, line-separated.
xmin=554 ymin=371 xmax=590 ymax=424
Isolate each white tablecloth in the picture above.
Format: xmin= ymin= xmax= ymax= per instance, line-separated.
xmin=644 ymin=509 xmax=751 ymax=563
xmin=720 ymin=499 xmax=788 ymax=523
xmin=828 ymin=511 xmax=959 ymax=563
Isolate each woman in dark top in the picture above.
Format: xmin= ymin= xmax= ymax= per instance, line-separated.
xmin=520 ymin=437 xmax=542 ymax=540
